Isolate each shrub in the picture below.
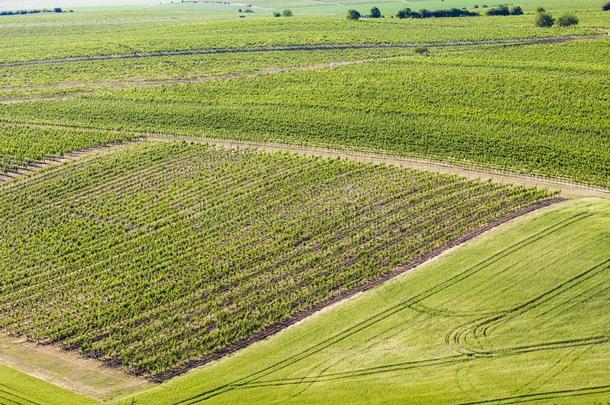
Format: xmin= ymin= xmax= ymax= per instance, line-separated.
xmin=370 ymin=6 xmax=382 ymax=18
xmin=273 ymin=11 xmax=281 ymax=17
xmin=536 ymin=6 xmax=546 ymax=13
xmin=282 ymin=9 xmax=293 ymax=16
xmin=602 ymin=1 xmax=610 ymax=10
xmin=486 ymin=5 xmax=510 ymax=15
xmin=536 ymin=12 xmax=554 ymax=27
xmin=346 ymin=9 xmax=361 ymax=20
xmin=557 ymin=14 xmax=578 ymax=26
xmin=415 ymin=46 xmax=429 ymax=56
xmin=53 ymin=7 xmax=62 ymax=13
xmin=510 ymin=6 xmax=523 ymax=15
xmin=396 ymin=7 xmax=477 ymax=18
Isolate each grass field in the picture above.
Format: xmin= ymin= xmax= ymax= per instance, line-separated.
xmin=125 ymin=197 xmax=610 ymax=404
xmin=0 ymin=363 xmax=96 ymax=405
xmin=0 ymin=140 xmax=550 ymax=379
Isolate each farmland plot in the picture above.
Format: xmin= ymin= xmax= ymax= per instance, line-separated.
xmin=0 ymin=141 xmax=551 ymax=379
xmin=3 ymin=40 xmax=608 ymax=187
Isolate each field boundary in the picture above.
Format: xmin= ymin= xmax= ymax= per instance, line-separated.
xmin=0 ymin=35 xmax=603 ymax=68
xmin=1 ymin=126 xmax=607 ymax=198
xmin=151 ymin=196 xmax=564 ymax=381
xmin=148 ymin=135 xmax=610 ymax=199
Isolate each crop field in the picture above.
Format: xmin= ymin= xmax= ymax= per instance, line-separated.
xmin=2 ymin=39 xmax=608 ymax=186
xmin=126 ymin=198 xmax=610 ymax=404
xmin=0 ymin=141 xmax=551 ymax=379
xmin=0 ymin=0 xmax=608 ymax=403
xmin=0 ymin=123 xmax=136 ymax=173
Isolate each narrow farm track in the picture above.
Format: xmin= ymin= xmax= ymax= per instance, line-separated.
xmin=1 ymin=124 xmax=607 ymax=199
xmin=0 ymin=35 xmax=603 ymax=68
xmin=148 ymin=135 xmax=610 ymax=199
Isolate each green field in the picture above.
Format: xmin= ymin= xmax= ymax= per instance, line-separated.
xmin=0 ymin=0 xmax=608 ymax=403
xmin=0 ymin=123 xmax=135 ymax=173
xmin=0 ymin=140 xmax=549 ymax=379
xmin=0 ymin=364 xmax=95 ymax=405
xmin=3 ymin=39 xmax=608 ymax=186
xmin=125 ymin=197 xmax=610 ymax=404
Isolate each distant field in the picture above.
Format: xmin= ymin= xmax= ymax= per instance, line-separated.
xmin=3 ymin=39 xmax=608 ymax=187
xmin=0 ymin=141 xmax=550 ymax=379
xmin=0 ymin=11 xmax=601 ymax=63
xmin=127 ymin=198 xmax=610 ymax=404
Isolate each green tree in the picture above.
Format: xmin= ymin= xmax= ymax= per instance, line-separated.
xmin=346 ymin=9 xmax=361 ymax=20
xmin=510 ymin=6 xmax=523 ymax=15
xmin=282 ymin=9 xmax=293 ymax=16
xmin=370 ymin=7 xmax=382 ymax=18
xmin=536 ymin=12 xmax=555 ymax=27
xmin=557 ymin=14 xmax=578 ymax=26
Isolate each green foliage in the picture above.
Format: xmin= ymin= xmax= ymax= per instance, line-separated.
xmin=128 ymin=198 xmax=610 ymax=404
xmin=282 ymin=9 xmax=293 ymax=17
xmin=537 ymin=6 xmax=546 ymax=12
xmin=369 ymin=6 xmax=381 ymax=18
xmin=396 ymin=7 xmax=479 ymax=18
xmin=415 ymin=46 xmax=429 ymax=55
xmin=510 ymin=6 xmax=524 ymax=15
xmin=3 ymin=42 xmax=607 ymax=187
xmin=486 ymin=5 xmax=510 ymax=15
xmin=0 ymin=13 xmax=596 ymax=64
xmin=0 ymin=141 xmax=549 ymax=378
xmin=536 ymin=12 xmax=555 ymax=26
xmin=273 ymin=11 xmax=281 ymax=17
xmin=604 ymin=1 xmax=610 ymax=10
xmin=557 ymin=14 xmax=579 ymax=26
xmin=346 ymin=9 xmax=361 ymax=20
xmin=0 ymin=123 xmax=134 ymax=172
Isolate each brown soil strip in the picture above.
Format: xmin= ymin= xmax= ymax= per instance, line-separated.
xmin=0 ymin=35 xmax=602 ymax=68
xmin=148 ymin=135 xmax=610 ymax=199
xmin=151 ymin=196 xmax=564 ymax=381
xmin=0 ymin=335 xmax=152 ymax=402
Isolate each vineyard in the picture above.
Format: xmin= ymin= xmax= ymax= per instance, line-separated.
xmin=0 ymin=123 xmax=135 ymax=173
xmin=0 ymin=0 xmax=608 ymax=403
xmin=0 ymin=141 xmax=551 ymax=379
xmin=2 ymin=39 xmax=608 ymax=187
xmin=0 ymin=11 xmax=598 ymax=63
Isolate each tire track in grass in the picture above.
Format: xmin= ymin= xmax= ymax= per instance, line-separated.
xmin=445 ymin=259 xmax=610 ymax=357
xmin=455 ymin=384 xmax=610 ymax=404
xmin=0 ymin=382 xmax=42 ymax=405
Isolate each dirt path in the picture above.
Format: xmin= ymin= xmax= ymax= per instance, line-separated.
xmin=0 ymin=122 xmax=607 ymax=198
xmin=148 ymin=135 xmax=610 ymax=199
xmin=0 ymin=35 xmax=602 ymax=68
xmin=0 ymin=335 xmax=152 ymax=402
